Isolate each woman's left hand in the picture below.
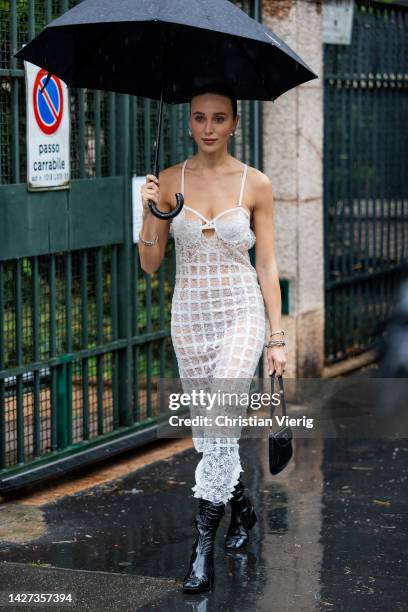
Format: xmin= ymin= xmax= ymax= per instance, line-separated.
xmin=267 ymin=346 xmax=286 ymax=376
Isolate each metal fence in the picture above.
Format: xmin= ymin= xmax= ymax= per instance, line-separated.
xmin=323 ymin=0 xmax=408 ymax=365
xmin=0 ymin=0 xmax=262 ymax=491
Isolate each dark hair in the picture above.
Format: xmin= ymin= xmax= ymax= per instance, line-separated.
xmin=189 ymin=84 xmax=238 ymax=120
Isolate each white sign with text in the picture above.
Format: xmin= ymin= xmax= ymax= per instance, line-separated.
xmin=323 ymin=0 xmax=354 ymax=45
xmin=25 ymin=60 xmax=70 ymax=191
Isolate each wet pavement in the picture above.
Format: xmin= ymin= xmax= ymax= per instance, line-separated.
xmin=0 ymin=367 xmax=407 ymax=611
xmin=0 ymin=427 xmax=407 ymax=611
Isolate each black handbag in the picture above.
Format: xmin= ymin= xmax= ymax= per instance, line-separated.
xmin=269 ymin=372 xmax=293 ymax=475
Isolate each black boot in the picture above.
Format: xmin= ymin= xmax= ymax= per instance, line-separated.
xmin=183 ymin=498 xmax=225 ymax=593
xmin=225 ymin=479 xmax=257 ymax=550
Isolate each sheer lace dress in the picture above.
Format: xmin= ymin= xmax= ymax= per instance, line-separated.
xmin=169 ymin=158 xmax=266 ymax=503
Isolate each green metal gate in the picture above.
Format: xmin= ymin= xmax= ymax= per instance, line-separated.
xmin=323 ymin=0 xmax=408 ymax=365
xmin=0 ymin=0 xmax=262 ymax=492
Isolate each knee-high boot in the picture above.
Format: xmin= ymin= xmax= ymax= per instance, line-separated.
xmin=182 ymin=498 xmax=225 ymax=593
xmin=225 ymin=479 xmax=257 ymax=550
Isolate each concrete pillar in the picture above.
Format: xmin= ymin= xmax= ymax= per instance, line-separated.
xmin=261 ymin=0 xmax=324 ymax=377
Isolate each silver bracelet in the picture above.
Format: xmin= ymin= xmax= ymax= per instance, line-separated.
xmin=139 ymin=231 xmax=158 ymax=246
xmin=264 ymin=339 xmax=286 ymax=348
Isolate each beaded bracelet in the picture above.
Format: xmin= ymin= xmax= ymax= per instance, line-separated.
xmin=270 ymin=330 xmax=285 ymax=337
xmin=139 ymin=231 xmax=158 ymax=246
xmin=264 ymin=339 xmax=286 ymax=349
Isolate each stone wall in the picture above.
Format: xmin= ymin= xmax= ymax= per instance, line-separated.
xmin=261 ymin=0 xmax=324 ymax=377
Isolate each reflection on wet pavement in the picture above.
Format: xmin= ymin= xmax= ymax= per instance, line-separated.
xmin=0 ymin=434 xmax=407 ymax=611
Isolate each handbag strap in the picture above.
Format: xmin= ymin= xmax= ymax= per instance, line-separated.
xmin=270 ymin=373 xmax=287 ymax=419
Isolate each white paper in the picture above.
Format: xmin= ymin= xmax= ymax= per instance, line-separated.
xmin=132 ymin=175 xmax=148 ymax=243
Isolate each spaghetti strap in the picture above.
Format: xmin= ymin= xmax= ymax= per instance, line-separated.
xmin=238 ymin=164 xmax=248 ymax=208
xmin=181 ymin=159 xmax=188 ymax=196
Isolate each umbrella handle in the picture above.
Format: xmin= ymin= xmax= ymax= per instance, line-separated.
xmin=146 ymin=76 xmax=185 ymax=220
xmin=147 ymin=192 xmax=184 ymax=219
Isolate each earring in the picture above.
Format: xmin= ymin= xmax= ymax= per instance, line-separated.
xmin=230 ymin=132 xmax=235 ymax=137
xmin=188 ymin=128 xmax=192 ymax=137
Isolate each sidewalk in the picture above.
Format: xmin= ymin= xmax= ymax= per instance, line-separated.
xmin=0 ymin=371 xmax=407 ymax=611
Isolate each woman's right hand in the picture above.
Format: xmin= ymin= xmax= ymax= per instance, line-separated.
xmin=140 ymin=174 xmax=160 ymax=209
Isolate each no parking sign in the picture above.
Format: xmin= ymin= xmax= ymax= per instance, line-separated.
xmin=25 ymin=61 xmax=70 ymax=190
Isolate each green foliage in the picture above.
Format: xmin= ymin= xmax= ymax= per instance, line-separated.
xmin=2 ymin=252 xmax=176 ymax=380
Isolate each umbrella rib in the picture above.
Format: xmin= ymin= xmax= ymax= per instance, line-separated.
xmin=236 ymin=36 xmax=274 ymax=100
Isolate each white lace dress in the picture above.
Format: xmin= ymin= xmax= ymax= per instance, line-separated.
xmin=169 ymin=158 xmax=267 ymax=504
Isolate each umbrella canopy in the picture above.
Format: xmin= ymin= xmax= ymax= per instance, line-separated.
xmin=15 ymin=0 xmax=317 ymax=103
xmin=15 ymin=0 xmax=318 ymax=218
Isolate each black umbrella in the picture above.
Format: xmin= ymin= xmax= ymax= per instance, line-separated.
xmin=15 ymin=0 xmax=318 ymax=220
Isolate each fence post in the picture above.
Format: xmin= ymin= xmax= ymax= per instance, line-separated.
xmin=116 ymin=94 xmax=133 ymax=427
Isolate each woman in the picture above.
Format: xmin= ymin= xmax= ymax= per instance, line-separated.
xmin=138 ymin=84 xmax=286 ymax=593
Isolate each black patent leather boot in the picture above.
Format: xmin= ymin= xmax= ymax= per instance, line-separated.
xmin=225 ymin=479 xmax=257 ymax=550
xmin=182 ymin=498 xmax=225 ymax=593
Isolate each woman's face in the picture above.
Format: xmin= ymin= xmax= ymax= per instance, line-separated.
xmin=190 ymin=93 xmax=238 ymax=151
